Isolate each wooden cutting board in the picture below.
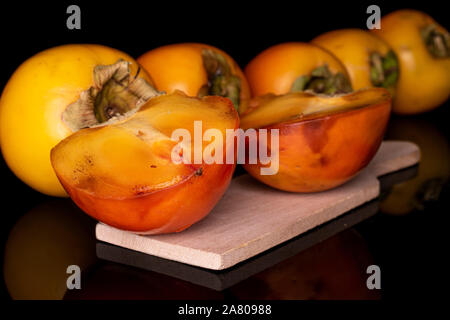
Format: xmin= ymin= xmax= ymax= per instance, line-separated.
xmin=96 ymin=140 xmax=420 ymax=270
xmin=96 ymin=199 xmax=382 ymax=290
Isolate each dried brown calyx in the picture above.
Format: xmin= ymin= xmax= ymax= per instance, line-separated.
xmin=290 ymin=64 xmax=353 ymax=95
xmin=421 ymin=24 xmax=450 ymax=58
xmin=197 ymin=49 xmax=241 ymax=110
xmin=63 ymin=59 xmax=162 ymax=132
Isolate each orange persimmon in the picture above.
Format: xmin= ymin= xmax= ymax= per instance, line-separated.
xmin=137 ymin=43 xmax=250 ymax=113
xmin=244 ymin=42 xmax=352 ymax=98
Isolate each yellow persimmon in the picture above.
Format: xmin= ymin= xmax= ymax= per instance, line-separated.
xmin=0 ymin=44 xmax=153 ymax=196
xmin=372 ymin=10 xmax=450 ymax=114
xmin=312 ymin=29 xmax=398 ymax=96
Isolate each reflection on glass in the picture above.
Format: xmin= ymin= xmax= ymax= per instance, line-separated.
xmin=2 ymin=149 xmax=420 ymax=299
xmin=63 ymin=262 xmax=224 ymax=300
xmin=228 ymin=229 xmax=380 ymax=300
xmin=96 ymin=199 xmax=380 ymax=294
xmin=3 ymin=199 xmax=97 ymax=300
xmin=380 ymin=116 xmax=450 ymax=215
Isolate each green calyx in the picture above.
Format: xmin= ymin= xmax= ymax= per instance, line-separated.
xmin=198 ymin=49 xmax=241 ymax=110
xmin=421 ymin=24 xmax=450 ymax=58
xmin=290 ymin=64 xmax=352 ymax=95
xmin=370 ymin=50 xmax=399 ymax=91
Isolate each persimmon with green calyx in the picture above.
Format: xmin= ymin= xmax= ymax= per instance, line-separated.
xmin=0 ymin=44 xmax=156 ymax=197
xmin=137 ymin=43 xmax=251 ymax=113
xmin=51 ymin=90 xmax=239 ymax=234
xmin=372 ymin=10 xmax=450 ymax=114
xmin=244 ymin=42 xmax=353 ymax=99
xmin=312 ymin=29 xmax=398 ymax=96
xmin=198 ymin=49 xmax=242 ymax=108
xmin=240 ymin=88 xmax=391 ymax=193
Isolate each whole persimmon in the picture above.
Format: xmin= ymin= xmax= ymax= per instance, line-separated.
xmin=244 ymin=42 xmax=353 ymax=98
xmin=51 ymin=91 xmax=239 ymax=234
xmin=240 ymin=88 xmax=391 ymax=192
xmin=372 ymin=9 xmax=450 ymax=114
xmin=312 ymin=29 xmax=398 ymax=96
xmin=0 ymin=44 xmax=154 ymax=197
xmin=137 ymin=43 xmax=250 ymax=113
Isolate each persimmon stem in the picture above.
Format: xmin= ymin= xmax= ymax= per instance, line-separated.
xmin=370 ymin=50 xmax=398 ymax=93
xmin=421 ymin=24 xmax=450 ymax=58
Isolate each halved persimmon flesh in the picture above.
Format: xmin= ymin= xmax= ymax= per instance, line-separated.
xmin=240 ymin=88 xmax=392 ymax=192
xmin=51 ymin=92 xmax=239 ymax=234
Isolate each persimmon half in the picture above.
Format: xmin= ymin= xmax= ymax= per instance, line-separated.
xmin=240 ymin=88 xmax=391 ymax=192
xmin=137 ymin=43 xmax=250 ymax=113
xmin=312 ymin=29 xmax=398 ymax=96
xmin=372 ymin=10 xmax=450 ymax=114
xmin=244 ymin=42 xmax=353 ymax=99
xmin=51 ymin=89 xmax=239 ymax=234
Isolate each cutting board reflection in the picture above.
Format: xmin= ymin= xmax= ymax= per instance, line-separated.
xmin=96 ymin=140 xmax=420 ymax=270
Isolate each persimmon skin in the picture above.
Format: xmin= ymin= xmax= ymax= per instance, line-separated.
xmin=242 ymin=95 xmax=391 ymax=192
xmin=372 ymin=10 xmax=450 ymax=114
xmin=137 ymin=43 xmax=251 ymax=103
xmin=244 ymin=42 xmax=350 ymax=97
xmin=312 ymin=29 xmax=395 ymax=92
xmin=58 ymin=161 xmax=235 ymax=234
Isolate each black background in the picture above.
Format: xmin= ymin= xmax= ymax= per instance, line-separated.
xmin=1 ymin=0 xmax=448 ymax=78
xmin=0 ymin=0 xmax=448 ymax=304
